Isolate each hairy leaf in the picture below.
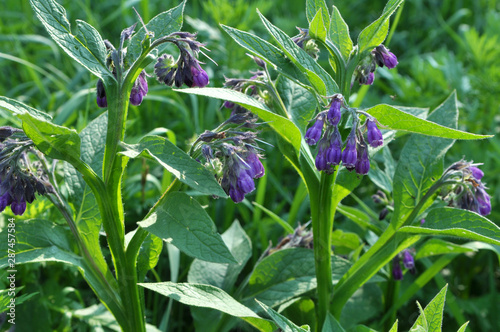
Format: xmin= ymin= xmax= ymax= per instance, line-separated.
xmin=0 ymin=96 xmax=52 ymax=120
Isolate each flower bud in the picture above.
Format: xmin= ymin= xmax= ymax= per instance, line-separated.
xmin=372 ymin=45 xmax=398 ymax=69
xmin=342 ymin=130 xmax=357 ymax=170
xmin=355 ymin=146 xmax=370 ymax=175
xmin=96 ymin=79 xmax=107 ymax=108
xmin=326 ymin=126 xmax=342 ymax=166
xmin=327 ymin=96 xmax=342 ymax=126
xmin=191 ymin=62 xmax=209 ymax=87
xmin=305 ymin=118 xmax=324 ymax=146
xmin=402 ymin=249 xmax=415 ymax=270
xmin=392 ymin=256 xmax=403 ymax=281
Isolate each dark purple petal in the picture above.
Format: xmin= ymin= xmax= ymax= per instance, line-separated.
xmin=237 ymin=172 xmax=255 ymax=194
xmin=382 ymin=51 xmax=398 ymax=69
xmin=326 ymin=127 xmax=342 ymax=166
xmin=392 ymin=256 xmax=403 ymax=281
xmin=11 ymin=198 xmax=26 ymax=216
xmin=342 ymin=133 xmax=357 ymax=170
xmin=305 ymin=118 xmax=324 ymax=146
xmin=0 ymin=192 xmax=12 ymax=212
xmin=191 ymin=63 xmax=209 ymax=87
xmin=228 ymin=184 xmax=245 ymax=203
xmin=476 ymin=187 xmax=491 ymax=216
xmin=315 ymin=144 xmax=328 ymax=171
xmin=355 ymin=148 xmax=370 ymax=175
xmin=360 ymin=72 xmax=374 ymax=85
xmin=327 ymin=97 xmax=342 ymax=126
xmin=402 ymin=249 xmax=415 ymax=269
xmin=469 ymin=166 xmax=484 ymax=180
xmin=129 ymin=86 xmax=144 ymax=106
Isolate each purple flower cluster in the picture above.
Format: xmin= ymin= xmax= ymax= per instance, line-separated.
xmin=355 ymin=44 xmax=398 ymax=86
xmin=0 ymin=127 xmax=51 ymax=216
xmin=195 ymin=111 xmax=265 ymax=203
xmin=154 ymin=32 xmax=209 ymax=88
xmin=445 ymin=162 xmax=491 ymax=216
xmin=96 ymin=70 xmax=149 ymax=108
xmin=305 ymin=95 xmax=384 ymax=175
xmin=291 ymin=28 xmax=320 ymax=59
xmin=392 ymin=249 xmax=416 ymax=280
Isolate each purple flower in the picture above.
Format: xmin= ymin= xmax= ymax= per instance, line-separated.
xmin=130 ymin=71 xmax=148 ymax=106
xmin=366 ymin=119 xmax=383 ymax=148
xmin=305 ymin=117 xmax=324 ymax=146
xmin=228 ymin=184 xmax=245 ymax=203
xmin=224 ymin=101 xmax=235 ymax=109
xmin=360 ymin=72 xmax=374 ymax=85
xmin=355 ymin=146 xmax=370 ymax=175
xmin=326 ymin=127 xmax=342 ymax=166
xmin=96 ymin=79 xmax=107 ymax=108
xmin=327 ymin=96 xmax=342 ymax=126
xmin=373 ymin=45 xmax=398 ymax=69
xmin=402 ymin=249 xmax=415 ymax=270
xmin=0 ymin=192 xmax=12 ymax=212
xmin=420 ymin=219 xmax=425 ymax=226
xmin=392 ymin=256 xmax=403 ymax=281
xmin=315 ymin=142 xmax=328 ymax=171
xmin=191 ymin=62 xmax=209 ymax=87
xmin=245 ymin=152 xmax=265 ymax=179
xmin=469 ymin=166 xmax=484 ymax=180
xmin=342 ymin=130 xmax=357 ymax=170
xmin=476 ymin=187 xmax=491 ymax=216
xmin=11 ymin=198 xmax=26 ymax=216
xmin=237 ymin=171 xmax=255 ymax=194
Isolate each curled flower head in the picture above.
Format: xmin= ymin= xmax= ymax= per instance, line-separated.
xmin=0 ymin=128 xmax=52 ymax=215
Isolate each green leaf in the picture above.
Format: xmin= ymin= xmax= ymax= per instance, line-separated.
xmin=322 ymin=313 xmax=346 ymax=332
xmin=306 ymin=0 xmax=330 ymax=26
xmin=256 ymin=300 xmax=310 ymax=332
xmin=365 ymin=104 xmax=492 ymax=139
xmin=253 ymin=202 xmax=295 ymax=234
xmin=120 ymin=135 xmax=226 ymax=197
xmin=139 ymin=282 xmax=276 ymax=332
xmin=332 ymin=169 xmax=362 ymax=207
xmin=126 ymin=227 xmax=163 ymax=282
xmin=410 ymin=285 xmax=448 ymax=332
xmin=18 ymin=112 xmax=80 ymax=161
xmin=188 ymin=220 xmax=252 ymax=291
xmin=357 ymin=0 xmax=405 ymax=54
xmin=399 ymin=208 xmax=500 ymax=246
xmin=328 ymin=6 xmax=353 ymax=61
xmin=137 ymin=192 xmax=236 ymax=264
xmin=221 ymin=25 xmax=311 ymax=89
xmin=276 ymin=76 xmax=316 ymax=136
xmin=309 ymin=9 xmax=327 ymax=42
xmin=175 ymin=88 xmax=301 ymax=155
xmin=126 ymin=1 xmax=185 ymax=63
xmin=0 ymin=96 xmax=52 ymax=120
xmin=415 ymin=238 xmax=475 ymax=259
xmin=63 ymin=112 xmax=114 ymax=284
xmin=391 ymin=92 xmax=458 ymax=227
xmin=457 ymin=322 xmax=469 ymax=332
xmin=389 ymin=320 xmax=398 ymax=332
xmin=30 ymin=0 xmax=111 ymax=78
xmin=243 ymin=248 xmax=351 ymax=308
xmin=258 ymin=10 xmax=339 ymax=96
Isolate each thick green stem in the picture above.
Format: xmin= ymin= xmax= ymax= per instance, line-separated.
xmin=312 ymin=172 xmax=335 ymax=328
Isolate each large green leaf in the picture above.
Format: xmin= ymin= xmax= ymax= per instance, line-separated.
xmin=327 ymin=6 xmax=353 ymax=62
xmin=125 ymin=227 xmax=163 ymax=282
xmin=30 ymin=0 xmax=111 ymax=79
xmin=410 ymin=285 xmax=448 ymax=332
xmin=256 ymin=300 xmax=309 ymax=332
xmin=399 ymin=208 xmax=500 ymax=246
xmin=391 ymin=92 xmax=458 ymax=227
xmin=243 ymin=248 xmax=352 ymax=308
xmin=120 ymin=135 xmax=226 ymax=197
xmin=306 ymin=0 xmax=330 ymax=26
xmin=18 ymin=112 xmax=80 ymax=161
xmin=309 ymin=9 xmax=327 ymax=42
xmin=366 ymin=104 xmax=491 ymax=139
xmin=0 ymin=96 xmax=52 ymax=121
xmin=139 ymin=282 xmax=276 ymax=332
xmin=126 ymin=1 xmax=185 ymax=63
xmin=137 ymin=192 xmax=235 ymax=264
xmin=188 ymin=220 xmax=252 ymax=291
xmin=415 ymin=238 xmax=475 ymax=259
xmin=357 ymin=0 xmax=405 ymax=54
xmin=276 ymin=76 xmax=317 ymax=136
xmin=176 ymin=88 xmax=302 ymax=155
xmin=258 ymin=11 xmax=339 ymax=96
xmin=221 ymin=25 xmax=311 ymax=89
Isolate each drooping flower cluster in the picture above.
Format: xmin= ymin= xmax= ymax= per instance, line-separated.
xmin=305 ymin=95 xmax=384 ymax=175
xmin=0 ymin=127 xmax=52 ymax=215
xmin=291 ymin=28 xmax=320 ymax=59
xmin=392 ymin=249 xmax=416 ymax=280
xmin=154 ymin=32 xmax=209 ymax=88
xmin=194 ymin=112 xmax=265 ymax=203
xmin=355 ymin=44 xmax=398 ymax=85
xmin=440 ymin=160 xmax=491 ymax=216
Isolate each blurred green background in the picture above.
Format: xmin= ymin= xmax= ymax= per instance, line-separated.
xmin=0 ymin=0 xmax=499 ymax=330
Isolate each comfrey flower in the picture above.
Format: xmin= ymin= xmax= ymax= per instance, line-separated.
xmin=354 ymin=44 xmax=398 ymax=85
xmin=441 ymin=160 xmax=491 ymax=216
xmin=393 ymin=249 xmax=416 ymax=280
xmin=366 ymin=118 xmax=383 ymax=148
xmin=0 ymin=127 xmax=52 ymax=215
xmin=154 ymin=32 xmax=210 ymax=88
xmin=292 ymin=28 xmax=320 ymax=59
xmin=96 ymin=79 xmax=107 ymax=108
xmin=129 ymin=71 xmax=148 ymax=106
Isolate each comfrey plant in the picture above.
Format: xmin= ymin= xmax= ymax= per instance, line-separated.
xmin=0 ymin=1 xmax=498 ymax=332
xmin=182 ymin=0 xmax=497 ymax=330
